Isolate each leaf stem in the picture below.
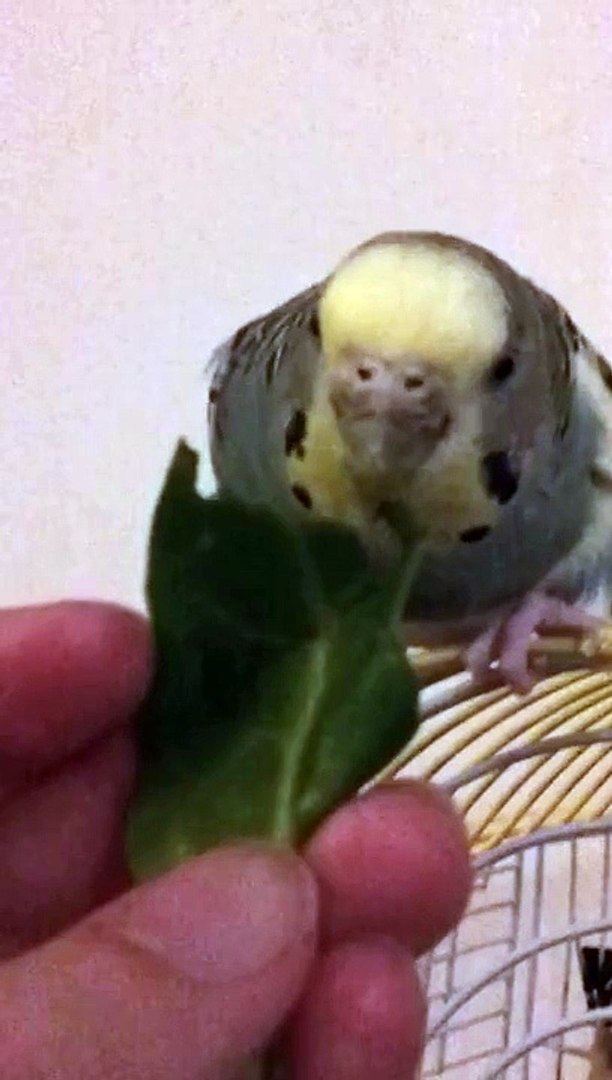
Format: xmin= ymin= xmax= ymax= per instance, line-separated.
xmin=271 ymin=639 xmax=329 ymax=843
xmin=389 ymin=545 xmax=423 ymax=626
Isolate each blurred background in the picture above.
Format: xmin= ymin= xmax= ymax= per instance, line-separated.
xmin=3 ymin=0 xmax=612 ymax=610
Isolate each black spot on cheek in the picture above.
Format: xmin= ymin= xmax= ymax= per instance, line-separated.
xmin=489 ymin=353 xmax=515 ymax=385
xmin=291 ymin=484 xmax=313 ymax=509
xmin=482 ymin=450 xmax=520 ymax=505
xmin=460 ymin=525 xmax=491 ymax=543
xmin=309 ymin=310 xmax=321 ymax=342
xmin=208 ymin=387 xmax=219 ymax=404
xmin=285 ymin=410 xmax=307 ymax=457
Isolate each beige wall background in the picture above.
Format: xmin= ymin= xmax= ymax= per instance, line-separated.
xmin=3 ymin=0 xmax=612 ymax=612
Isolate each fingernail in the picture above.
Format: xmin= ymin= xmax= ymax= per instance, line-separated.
xmin=111 ymin=844 xmax=318 ymax=984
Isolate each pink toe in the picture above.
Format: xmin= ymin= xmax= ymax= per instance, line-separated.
xmin=464 ymin=621 xmax=501 ymax=681
xmin=497 ymin=646 xmax=536 ymax=695
xmin=461 ymin=593 xmax=601 ymax=693
xmin=537 ymin=599 xmax=603 ymax=633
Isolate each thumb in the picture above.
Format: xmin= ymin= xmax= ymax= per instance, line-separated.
xmin=0 ymin=844 xmax=318 ymax=1080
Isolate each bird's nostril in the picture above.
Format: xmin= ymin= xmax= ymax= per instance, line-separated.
xmin=357 ymin=366 xmax=374 ymax=381
xmin=404 ymin=375 xmax=424 ymax=390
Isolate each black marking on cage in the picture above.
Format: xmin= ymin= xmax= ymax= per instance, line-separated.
xmin=579 ymin=947 xmax=612 ymax=1010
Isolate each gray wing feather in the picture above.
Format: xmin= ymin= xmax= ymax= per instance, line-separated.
xmin=207 ymin=284 xmax=322 ymax=513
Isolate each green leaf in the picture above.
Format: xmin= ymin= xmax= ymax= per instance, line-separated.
xmin=127 ymin=440 xmax=420 ymax=882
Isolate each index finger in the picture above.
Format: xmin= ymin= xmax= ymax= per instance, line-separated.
xmin=0 ymin=602 xmax=152 ymax=787
xmin=306 ymin=780 xmax=472 ymax=956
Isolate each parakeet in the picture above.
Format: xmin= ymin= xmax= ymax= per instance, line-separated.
xmin=207 ymin=232 xmax=612 ymax=691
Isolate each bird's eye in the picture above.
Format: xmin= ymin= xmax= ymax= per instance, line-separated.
xmin=489 ymin=353 xmax=515 ymax=385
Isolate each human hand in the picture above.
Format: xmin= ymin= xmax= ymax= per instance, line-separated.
xmin=0 ymin=602 xmax=471 ymax=1079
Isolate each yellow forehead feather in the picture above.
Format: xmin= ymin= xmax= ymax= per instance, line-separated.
xmin=319 ymin=242 xmax=509 ymax=375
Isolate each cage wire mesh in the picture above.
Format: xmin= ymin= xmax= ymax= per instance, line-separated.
xmin=391 ymin=634 xmax=612 ymax=1079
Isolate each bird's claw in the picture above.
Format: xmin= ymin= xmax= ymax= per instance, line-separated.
xmin=464 ymin=593 xmax=603 ymax=694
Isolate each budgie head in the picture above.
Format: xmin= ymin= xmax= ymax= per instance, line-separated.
xmin=313 ymin=233 xmax=567 ymax=544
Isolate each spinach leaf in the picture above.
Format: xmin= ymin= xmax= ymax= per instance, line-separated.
xmin=127 ymin=440 xmax=419 ymax=882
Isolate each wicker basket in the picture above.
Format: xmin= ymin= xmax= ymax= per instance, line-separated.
xmin=382 ymin=629 xmax=612 ymax=1078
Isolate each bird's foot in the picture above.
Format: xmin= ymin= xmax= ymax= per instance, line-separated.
xmin=464 ymin=592 xmax=602 ymax=694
